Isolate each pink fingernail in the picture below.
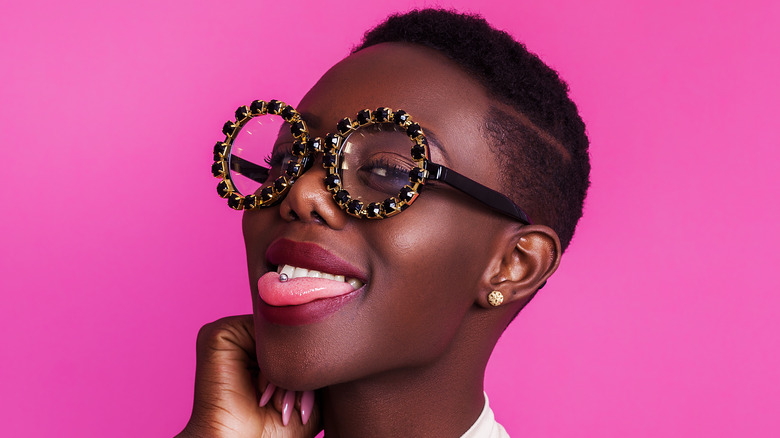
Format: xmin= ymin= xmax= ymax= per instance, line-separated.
xmin=300 ymin=390 xmax=315 ymax=425
xmin=282 ymin=390 xmax=295 ymax=426
xmin=259 ymin=383 xmax=276 ymax=407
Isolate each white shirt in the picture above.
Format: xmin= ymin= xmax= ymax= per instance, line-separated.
xmin=459 ymin=394 xmax=510 ymax=438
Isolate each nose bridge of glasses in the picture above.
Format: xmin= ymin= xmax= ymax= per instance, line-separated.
xmin=285 ymin=131 xmax=370 ymax=218
xmin=279 ymin=134 xmax=329 ymax=190
xmin=279 ymin=144 xmax=347 ymax=220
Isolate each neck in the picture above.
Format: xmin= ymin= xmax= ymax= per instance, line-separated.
xmin=319 ymin=313 xmax=498 ymax=438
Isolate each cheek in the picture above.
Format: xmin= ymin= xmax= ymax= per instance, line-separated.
xmin=379 ymin=194 xmax=496 ymax=286
xmin=242 ymin=209 xmax=279 ymax=298
xmin=383 ymin=215 xmax=483 ymax=282
xmin=242 ymin=213 xmax=260 ymax=275
xmin=362 ymin=199 xmax=496 ymax=359
xmin=243 ymin=211 xmax=263 ymax=309
xmin=242 ymin=210 xmax=275 ymax=263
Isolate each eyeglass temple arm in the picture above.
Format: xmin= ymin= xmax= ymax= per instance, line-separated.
xmin=427 ymin=163 xmax=532 ymax=225
xmin=229 ymin=157 xmax=531 ymax=224
xmin=229 ymin=156 xmax=270 ymax=183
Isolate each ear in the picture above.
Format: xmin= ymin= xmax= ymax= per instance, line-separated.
xmin=476 ymin=225 xmax=562 ymax=309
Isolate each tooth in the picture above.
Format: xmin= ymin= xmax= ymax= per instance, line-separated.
xmin=347 ymin=278 xmax=364 ymax=289
xmin=292 ymin=267 xmax=309 ymax=279
xmin=280 ymin=265 xmax=295 ymax=278
xmin=274 ymin=264 xmax=359 ymax=284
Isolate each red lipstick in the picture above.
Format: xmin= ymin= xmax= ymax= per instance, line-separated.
xmin=265 ymin=238 xmax=366 ymax=282
xmin=256 ymin=239 xmax=366 ymax=326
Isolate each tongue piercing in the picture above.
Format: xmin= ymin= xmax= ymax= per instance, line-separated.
xmin=279 ymin=273 xmax=289 ymax=282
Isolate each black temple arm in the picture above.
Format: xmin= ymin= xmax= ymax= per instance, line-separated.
xmin=229 ymin=156 xmax=269 ymax=183
xmin=427 ymin=162 xmax=532 ymax=224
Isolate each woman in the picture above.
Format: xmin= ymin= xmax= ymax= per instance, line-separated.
xmin=179 ymin=9 xmax=589 ymax=438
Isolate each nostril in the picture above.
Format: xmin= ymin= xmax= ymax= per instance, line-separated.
xmin=311 ymin=211 xmax=325 ymax=224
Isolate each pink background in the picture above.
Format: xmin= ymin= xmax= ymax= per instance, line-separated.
xmin=1 ymin=0 xmax=778 ymax=436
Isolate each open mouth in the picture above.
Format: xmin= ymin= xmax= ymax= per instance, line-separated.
xmin=275 ymin=264 xmax=365 ymax=290
xmin=255 ymin=239 xmax=368 ymax=325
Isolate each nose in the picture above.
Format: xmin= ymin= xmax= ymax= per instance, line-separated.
xmin=277 ymin=155 xmax=349 ymax=229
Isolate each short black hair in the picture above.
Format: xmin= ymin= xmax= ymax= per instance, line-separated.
xmin=353 ymin=9 xmax=590 ymax=251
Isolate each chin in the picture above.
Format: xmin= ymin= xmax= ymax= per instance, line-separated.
xmin=255 ymin=349 xmax=347 ymax=391
xmin=252 ymin=319 xmax=343 ymax=391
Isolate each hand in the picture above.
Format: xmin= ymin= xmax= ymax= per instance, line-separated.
xmin=176 ymin=315 xmax=321 ymax=438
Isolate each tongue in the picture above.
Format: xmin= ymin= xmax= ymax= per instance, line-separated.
xmin=258 ymin=271 xmax=356 ymax=306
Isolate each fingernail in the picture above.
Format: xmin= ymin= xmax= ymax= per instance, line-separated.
xmin=259 ymin=383 xmax=276 ymax=407
xmin=282 ymin=390 xmax=295 ymax=426
xmin=300 ymin=390 xmax=315 ymax=425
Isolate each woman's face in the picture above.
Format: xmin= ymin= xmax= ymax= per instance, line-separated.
xmin=243 ymin=43 xmax=511 ymax=390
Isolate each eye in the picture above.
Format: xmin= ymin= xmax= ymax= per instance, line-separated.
xmin=369 ymin=167 xmax=387 ymax=177
xmin=263 ymin=149 xmax=292 ymax=169
xmin=357 ymin=155 xmax=412 ymax=195
xmin=275 ymin=142 xmax=297 ymax=163
xmin=239 ymin=144 xmax=292 ymax=184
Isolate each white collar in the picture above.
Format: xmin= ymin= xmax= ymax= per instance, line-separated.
xmin=459 ymin=393 xmax=510 ymax=438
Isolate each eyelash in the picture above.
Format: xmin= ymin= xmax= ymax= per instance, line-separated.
xmin=263 ymin=151 xmax=288 ymax=168
xmin=363 ymin=157 xmax=410 ymax=177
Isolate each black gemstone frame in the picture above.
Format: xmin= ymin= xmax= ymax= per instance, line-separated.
xmin=322 ymin=107 xmax=428 ymax=219
xmin=212 ymin=99 xmax=310 ymax=211
xmin=212 ymin=101 xmax=532 ymax=224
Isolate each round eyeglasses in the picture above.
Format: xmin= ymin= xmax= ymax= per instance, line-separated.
xmin=211 ymin=99 xmax=532 ymax=224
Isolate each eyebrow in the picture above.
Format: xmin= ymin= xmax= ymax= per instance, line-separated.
xmin=300 ymin=110 xmax=450 ymax=162
xmin=420 ymin=128 xmax=450 ymax=163
xmin=299 ymin=111 xmax=322 ymax=131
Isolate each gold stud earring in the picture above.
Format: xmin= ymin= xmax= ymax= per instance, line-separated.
xmin=488 ymin=290 xmax=504 ymax=307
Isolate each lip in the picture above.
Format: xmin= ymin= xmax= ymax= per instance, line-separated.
xmin=265 ymin=238 xmax=367 ymax=282
xmin=256 ymin=238 xmax=367 ymax=326
xmin=257 ymin=288 xmax=362 ymax=326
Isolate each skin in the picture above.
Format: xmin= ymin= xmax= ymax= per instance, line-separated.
xmin=179 ymin=43 xmax=561 ymax=438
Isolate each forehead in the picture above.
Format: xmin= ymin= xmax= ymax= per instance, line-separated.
xmin=297 ymin=43 xmax=495 ymax=172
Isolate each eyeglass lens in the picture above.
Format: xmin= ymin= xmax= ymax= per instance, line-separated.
xmin=229 ymin=119 xmax=418 ymax=207
xmin=339 ymin=123 xmax=417 ymax=203
xmin=229 ymin=114 xmax=294 ymax=197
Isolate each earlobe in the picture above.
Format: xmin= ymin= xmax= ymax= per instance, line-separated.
xmin=476 ymin=225 xmax=561 ymax=309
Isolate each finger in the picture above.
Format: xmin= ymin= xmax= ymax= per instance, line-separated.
xmin=191 ymin=315 xmax=261 ymax=425
xmin=259 ymin=383 xmax=276 ymax=407
xmin=262 ymin=389 xmax=322 ymax=437
xmin=282 ymin=390 xmax=296 ymax=426
xmin=300 ymin=390 xmax=315 ymax=425
xmin=272 ymin=385 xmax=286 ymax=412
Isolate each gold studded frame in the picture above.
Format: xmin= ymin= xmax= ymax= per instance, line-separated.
xmin=212 ymin=100 xmax=532 ymax=224
xmin=212 ymin=101 xmax=433 ymax=219
xmin=211 ymin=99 xmax=310 ymax=210
xmin=322 ymin=107 xmax=431 ymax=219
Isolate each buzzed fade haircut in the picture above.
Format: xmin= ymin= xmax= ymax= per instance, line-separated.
xmin=353 ymin=8 xmax=591 ymax=252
